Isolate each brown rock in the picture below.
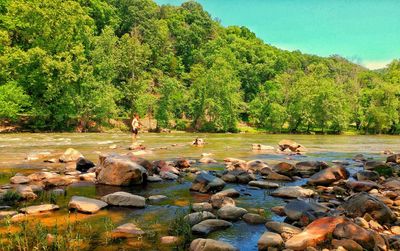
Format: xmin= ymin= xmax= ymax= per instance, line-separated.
xmin=333 ymin=221 xmax=374 ymax=249
xmin=285 ymin=217 xmax=347 ymax=250
xmin=189 ymin=238 xmax=237 ymax=251
xmin=332 ymin=239 xmax=363 ymax=251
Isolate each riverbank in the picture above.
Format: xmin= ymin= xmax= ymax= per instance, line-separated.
xmin=0 ymin=133 xmax=400 ymax=250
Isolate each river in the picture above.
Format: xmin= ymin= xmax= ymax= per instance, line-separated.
xmin=0 ymin=132 xmax=398 ymax=250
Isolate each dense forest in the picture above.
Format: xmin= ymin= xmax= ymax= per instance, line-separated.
xmin=0 ymin=0 xmax=399 ymax=134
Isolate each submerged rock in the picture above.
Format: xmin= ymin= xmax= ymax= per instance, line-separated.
xmin=271 ymin=186 xmax=315 ymax=198
xmin=199 ymin=157 xmax=217 ymax=164
xmin=192 ymin=202 xmax=213 ymax=212
xmin=68 ymin=196 xmax=107 ymax=214
xmin=346 ymin=180 xmax=381 ymax=192
xmin=191 ymin=219 xmax=232 ymax=236
xmin=20 ymin=204 xmax=59 ymax=214
xmin=252 ymin=144 xmax=274 ymax=151
xmin=210 ymin=194 xmax=236 ymax=209
xmin=111 ymin=223 xmax=145 ymax=238
xmin=148 ymin=195 xmax=167 ymax=203
xmin=101 ymin=192 xmax=145 ymax=207
xmin=190 ymin=171 xmax=225 ymax=193
xmin=258 ymin=231 xmax=283 ymax=250
xmin=278 ymin=140 xmax=307 ymax=152
xmin=96 ymin=154 xmax=148 ymax=186
xmin=189 ymin=238 xmax=237 ymax=251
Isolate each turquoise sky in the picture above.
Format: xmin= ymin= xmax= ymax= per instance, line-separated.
xmin=155 ymin=0 xmax=400 ymax=69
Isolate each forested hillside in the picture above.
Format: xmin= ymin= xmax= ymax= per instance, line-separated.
xmin=0 ymin=0 xmax=399 ymax=133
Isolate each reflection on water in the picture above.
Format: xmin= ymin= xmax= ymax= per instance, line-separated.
xmin=0 ymin=132 xmax=398 ymax=250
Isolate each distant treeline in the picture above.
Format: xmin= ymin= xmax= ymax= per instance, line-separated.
xmin=0 ymin=0 xmax=399 ymax=134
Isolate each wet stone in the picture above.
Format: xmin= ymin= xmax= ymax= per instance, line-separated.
xmin=101 ymin=192 xmax=146 ymax=208
xmin=20 ymin=204 xmax=59 ymax=214
xmin=111 ymin=223 xmax=145 ymax=238
xmin=68 ymin=196 xmax=107 ymax=214
xmin=184 ymin=211 xmax=216 ymax=226
xmin=148 ymin=195 xmax=167 ymax=203
xmin=191 ymin=219 xmax=232 ymax=236
xmin=192 ymin=202 xmax=213 ymax=212
xmin=242 ymin=213 xmax=267 ymax=224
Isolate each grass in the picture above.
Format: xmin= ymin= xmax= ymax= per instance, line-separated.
xmin=1 ymin=190 xmax=22 ymax=205
xmin=167 ymin=208 xmax=193 ymax=250
xmin=0 ymin=215 xmax=116 ymax=251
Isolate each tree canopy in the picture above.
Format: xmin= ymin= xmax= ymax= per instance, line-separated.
xmin=0 ymin=0 xmax=399 ymax=133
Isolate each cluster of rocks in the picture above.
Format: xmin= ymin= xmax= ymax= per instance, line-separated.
xmin=185 ymin=151 xmax=400 ymax=250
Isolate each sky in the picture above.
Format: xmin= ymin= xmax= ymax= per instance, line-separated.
xmin=155 ymin=0 xmax=400 ymax=69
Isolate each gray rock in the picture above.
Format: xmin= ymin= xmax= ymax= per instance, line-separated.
xmin=248 ymin=180 xmax=279 ymax=189
xmin=190 ymin=171 xmax=225 ymax=193
xmin=191 ymin=219 xmax=232 ymax=236
xmin=184 ymin=211 xmax=216 ymax=226
xmin=271 ymin=186 xmax=315 ymax=198
xmin=101 ymin=192 xmax=145 ymax=207
xmin=192 ymin=202 xmax=213 ymax=212
xmin=217 ymin=206 xmax=248 ymax=221
xmin=68 ymin=196 xmax=107 ymax=213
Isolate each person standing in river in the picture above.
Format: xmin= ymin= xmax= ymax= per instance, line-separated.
xmin=131 ymin=113 xmax=141 ymax=140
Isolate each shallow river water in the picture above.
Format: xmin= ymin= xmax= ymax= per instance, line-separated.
xmin=0 ymin=132 xmax=399 ymax=250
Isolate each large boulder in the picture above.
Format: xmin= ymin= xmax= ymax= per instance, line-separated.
xmin=295 ymin=161 xmax=329 ymax=177
xmin=96 ymin=154 xmax=148 ymax=186
xmin=271 ymin=186 xmax=315 ymax=198
xmin=342 ymin=192 xmax=395 ymax=224
xmin=278 ymin=140 xmax=307 ymax=152
xmin=258 ymin=231 xmax=283 ymax=250
xmin=307 ymin=166 xmax=349 ymax=186
xmin=189 ymin=238 xmax=237 ymax=251
xmin=285 ymin=217 xmax=347 ymax=250
xmin=101 ymin=191 xmax=145 ymax=207
xmin=59 ymin=148 xmax=83 ymax=163
xmin=190 ymin=171 xmax=225 ymax=193
xmin=68 ymin=196 xmax=107 ymax=214
xmin=191 ymin=219 xmax=232 ymax=236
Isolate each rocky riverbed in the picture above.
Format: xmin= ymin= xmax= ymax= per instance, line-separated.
xmin=1 ymin=134 xmax=400 ymax=250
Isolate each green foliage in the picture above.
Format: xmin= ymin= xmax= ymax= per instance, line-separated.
xmin=0 ymin=82 xmax=30 ymax=120
xmin=0 ymin=0 xmax=399 ymax=133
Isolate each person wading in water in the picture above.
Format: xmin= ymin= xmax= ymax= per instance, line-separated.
xmin=131 ymin=113 xmax=141 ymax=140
